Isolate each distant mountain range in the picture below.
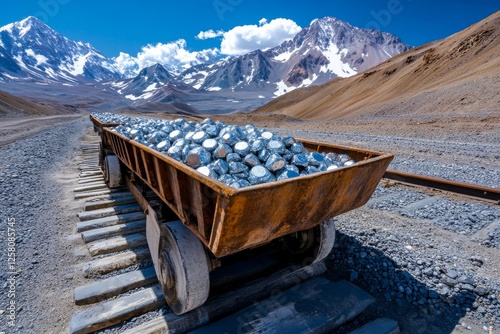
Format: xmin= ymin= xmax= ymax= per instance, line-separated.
xmin=0 ymin=16 xmax=411 ymax=114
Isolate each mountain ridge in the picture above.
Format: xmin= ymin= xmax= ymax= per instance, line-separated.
xmin=255 ymin=11 xmax=500 ymax=120
xmin=0 ymin=16 xmax=121 ymax=83
xmin=0 ymin=15 xmax=411 ymax=113
xmin=182 ymin=16 xmax=411 ymax=97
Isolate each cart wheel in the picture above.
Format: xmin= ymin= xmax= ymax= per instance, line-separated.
xmin=158 ymin=221 xmax=210 ymax=315
xmin=103 ymin=155 xmax=122 ymax=188
xmin=98 ymin=142 xmax=104 ymax=167
xmin=102 ymin=154 xmax=109 ymax=183
xmin=279 ymin=218 xmax=336 ymax=264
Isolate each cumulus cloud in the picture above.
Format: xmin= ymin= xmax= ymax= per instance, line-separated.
xmin=196 ymin=29 xmax=224 ymax=40
xmin=113 ymin=39 xmax=219 ymax=76
xmin=220 ymin=18 xmax=301 ymax=55
xmin=114 ymin=18 xmax=302 ymax=76
xmin=114 ymin=52 xmax=139 ymax=76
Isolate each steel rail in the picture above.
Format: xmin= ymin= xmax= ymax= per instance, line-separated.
xmin=383 ymin=170 xmax=500 ymax=204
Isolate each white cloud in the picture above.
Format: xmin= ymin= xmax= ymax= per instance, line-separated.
xmin=113 ymin=18 xmax=302 ymax=77
xmin=220 ymin=18 xmax=301 ymax=55
xmin=114 ymin=52 xmax=139 ymax=75
xmin=196 ymin=29 xmax=224 ymax=40
xmin=113 ymin=39 xmax=219 ymax=76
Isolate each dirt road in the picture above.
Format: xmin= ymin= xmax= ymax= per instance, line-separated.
xmin=0 ymin=114 xmax=85 ymax=147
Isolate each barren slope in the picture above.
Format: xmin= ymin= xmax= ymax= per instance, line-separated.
xmin=0 ymin=89 xmax=65 ymax=116
xmin=256 ymin=11 xmax=500 ymax=121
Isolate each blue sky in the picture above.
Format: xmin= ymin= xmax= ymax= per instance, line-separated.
xmin=2 ymin=0 xmax=499 ymax=59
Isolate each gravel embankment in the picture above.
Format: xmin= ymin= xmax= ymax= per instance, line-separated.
xmin=0 ymin=117 xmax=87 ymax=333
xmin=331 ymin=219 xmax=500 ymax=333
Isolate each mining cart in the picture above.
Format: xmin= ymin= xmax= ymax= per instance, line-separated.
xmin=89 ymin=114 xmax=393 ymax=315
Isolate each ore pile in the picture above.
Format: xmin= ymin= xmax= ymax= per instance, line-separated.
xmin=111 ymin=117 xmax=355 ymax=188
xmin=92 ymin=112 xmax=131 ymax=124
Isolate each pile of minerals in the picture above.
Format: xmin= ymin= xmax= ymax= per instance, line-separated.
xmin=112 ymin=117 xmax=355 ymax=188
xmin=92 ymin=112 xmax=132 ymax=124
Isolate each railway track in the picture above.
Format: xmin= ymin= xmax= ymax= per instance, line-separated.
xmin=383 ymin=170 xmax=500 ymax=204
xmin=67 ymin=131 xmax=499 ymax=333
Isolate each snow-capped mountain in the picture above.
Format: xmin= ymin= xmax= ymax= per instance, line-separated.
xmin=111 ymin=63 xmax=204 ymax=105
xmin=183 ymin=17 xmax=411 ymax=97
xmin=0 ymin=16 xmax=121 ymax=84
xmin=111 ymin=63 xmax=175 ymax=99
xmin=0 ymin=16 xmax=411 ymax=113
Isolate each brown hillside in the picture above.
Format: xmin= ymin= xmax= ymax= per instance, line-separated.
xmin=256 ymin=11 xmax=500 ymax=121
xmin=0 ymin=90 xmax=64 ymax=116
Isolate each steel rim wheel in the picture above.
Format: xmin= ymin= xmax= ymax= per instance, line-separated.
xmin=104 ymin=155 xmax=121 ymax=188
xmin=279 ymin=218 xmax=336 ymax=264
xmin=158 ymin=221 xmax=210 ymax=315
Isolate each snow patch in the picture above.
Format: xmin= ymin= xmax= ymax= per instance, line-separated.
xmin=0 ymin=23 xmax=14 ymax=34
xmin=125 ymin=94 xmax=140 ymax=101
xmin=274 ymin=80 xmax=296 ymax=97
xmin=258 ymin=95 xmax=265 ymax=98
xmin=26 ymin=49 xmax=48 ymax=66
xmin=13 ymin=55 xmax=27 ymax=70
xmin=111 ymin=81 xmax=127 ymax=88
xmin=381 ymin=47 xmax=392 ymax=58
xmin=319 ymin=44 xmax=356 ymax=78
xmin=125 ymin=91 xmax=154 ymax=101
xmin=140 ymin=92 xmax=154 ymax=99
xmin=2 ymin=73 xmax=18 ymax=80
xmin=206 ymin=86 xmax=221 ymax=91
xmin=300 ymin=73 xmax=318 ymax=86
xmin=144 ymin=83 xmax=157 ymax=92
xmin=44 ymin=67 xmax=59 ymax=79
xmin=18 ymin=21 xmax=32 ymax=38
xmin=274 ymin=50 xmax=294 ymax=62
xmin=68 ymin=52 xmax=91 ymax=76
xmin=246 ymin=60 xmax=254 ymax=84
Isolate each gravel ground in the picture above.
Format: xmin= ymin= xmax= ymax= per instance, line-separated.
xmin=0 ymin=117 xmax=89 ymax=333
xmin=367 ymin=184 xmax=500 ymax=237
xmin=329 ymin=220 xmax=500 ymax=333
xmin=0 ymin=116 xmax=499 ymax=333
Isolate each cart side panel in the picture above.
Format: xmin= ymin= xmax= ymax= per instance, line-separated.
xmin=140 ymin=150 xmax=158 ymax=189
xmin=152 ymin=157 xmax=174 ymax=201
xmin=209 ymin=155 xmax=392 ymax=257
xmin=104 ymin=130 xmax=218 ymax=246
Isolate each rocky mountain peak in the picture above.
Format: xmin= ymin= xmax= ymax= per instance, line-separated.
xmin=0 ymin=16 xmax=120 ymax=83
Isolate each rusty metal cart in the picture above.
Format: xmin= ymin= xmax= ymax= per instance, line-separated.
xmin=90 ymin=114 xmax=393 ymax=315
